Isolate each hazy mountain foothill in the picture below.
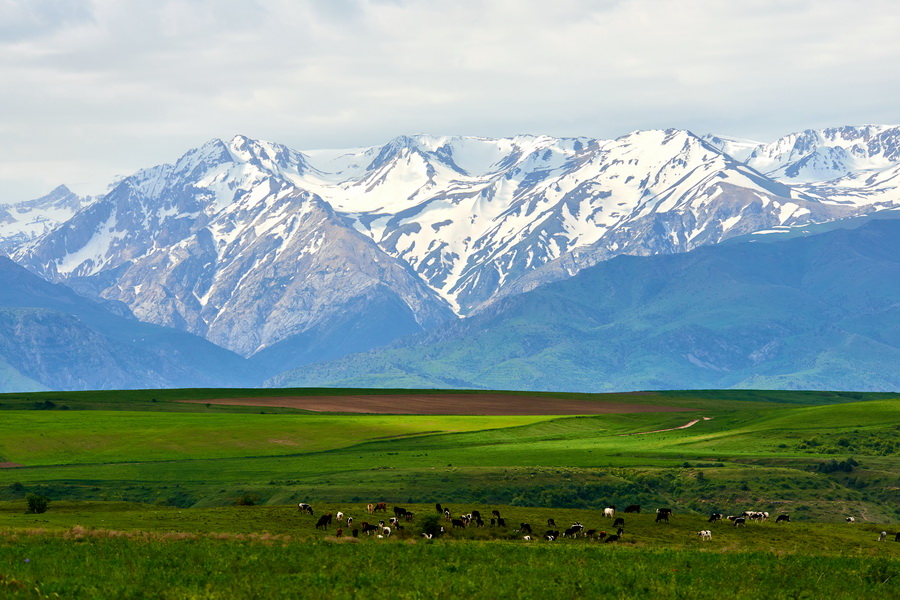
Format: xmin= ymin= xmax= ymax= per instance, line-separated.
xmin=2 ymin=125 xmax=900 ymax=392
xmin=271 ymin=219 xmax=900 ymax=392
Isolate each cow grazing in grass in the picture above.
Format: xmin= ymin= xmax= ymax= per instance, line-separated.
xmin=547 ymin=518 xmax=557 ymax=528
xmin=775 ymin=514 xmax=790 ymax=524
xmin=298 ymin=503 xmax=313 ymax=515
xmin=496 ymin=517 xmax=507 ymax=527
xmin=733 ymin=517 xmax=746 ymax=527
xmin=544 ymin=530 xmax=559 ymax=541
xmin=351 ymin=529 xmax=359 ymax=538
xmin=624 ymin=505 xmax=640 ymax=514
xmin=708 ymin=513 xmax=722 ymax=523
xmin=451 ymin=518 xmax=467 ymax=529
xmin=360 ymin=522 xmax=379 ymax=535
xmin=698 ymin=530 xmax=712 ymax=541
xmin=475 ymin=517 xmax=485 ymax=528
xmin=335 ymin=511 xmax=344 ymax=522
xmin=895 ymin=532 xmax=900 ymax=542
xmin=655 ymin=512 xmax=669 ymax=523
xmin=335 ymin=528 xmax=342 ymax=538
xmin=846 ymin=517 xmax=855 ymax=523
xmin=491 ymin=510 xmax=501 ymax=519
xmin=315 ymin=513 xmax=333 ymax=530
xmin=563 ymin=523 xmax=584 ymax=538
xmin=435 ymin=503 xmax=443 ymax=514
xmin=367 ymin=503 xmax=374 ymax=514
xmin=603 ymin=507 xmax=615 ymax=518
xmin=584 ymin=529 xmax=598 ymax=539
xmin=604 ymin=534 xmax=619 ymax=543
xmin=878 ymin=531 xmax=887 ymax=542
xmin=520 ymin=523 xmax=532 ymax=535
xmin=393 ymin=506 xmax=408 ymax=518
xmin=374 ymin=502 xmax=387 ymax=513
xmin=471 ymin=510 xmax=482 ymax=520
xmin=613 ymin=517 xmax=625 ymax=529
xmin=656 ymin=508 xmax=673 ymax=519
xmin=444 ymin=509 xmax=452 ymax=520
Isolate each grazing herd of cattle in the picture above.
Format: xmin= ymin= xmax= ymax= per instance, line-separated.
xmin=295 ymin=502 xmax=900 ymax=543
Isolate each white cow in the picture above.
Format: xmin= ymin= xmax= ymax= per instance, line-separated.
xmin=698 ymin=530 xmax=712 ymax=541
xmin=603 ymin=507 xmax=615 ymax=518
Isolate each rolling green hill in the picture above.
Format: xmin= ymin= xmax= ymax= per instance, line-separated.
xmin=1 ymin=388 xmax=897 ymax=522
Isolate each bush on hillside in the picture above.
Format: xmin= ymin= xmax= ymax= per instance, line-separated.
xmin=25 ymin=493 xmax=50 ymax=514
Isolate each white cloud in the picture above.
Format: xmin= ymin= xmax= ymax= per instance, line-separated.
xmin=1 ymin=0 xmax=899 ymax=202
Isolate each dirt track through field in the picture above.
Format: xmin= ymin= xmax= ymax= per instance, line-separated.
xmin=621 ymin=416 xmax=712 ymax=436
xmin=181 ymin=394 xmax=691 ymax=415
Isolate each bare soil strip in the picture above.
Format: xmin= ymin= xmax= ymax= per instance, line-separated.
xmin=621 ymin=416 xmax=712 ymax=436
xmin=180 ymin=393 xmax=691 ymax=416
xmin=0 ymin=462 xmax=23 ymax=468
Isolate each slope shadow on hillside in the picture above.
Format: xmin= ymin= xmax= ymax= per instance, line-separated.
xmin=0 ymin=258 xmax=261 ymax=391
xmin=269 ymin=219 xmax=900 ymax=392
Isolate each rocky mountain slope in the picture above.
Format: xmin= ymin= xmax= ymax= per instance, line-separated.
xmin=0 ymin=185 xmax=95 ymax=251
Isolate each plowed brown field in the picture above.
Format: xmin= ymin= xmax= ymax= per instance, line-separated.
xmin=181 ymin=393 xmax=689 ymax=415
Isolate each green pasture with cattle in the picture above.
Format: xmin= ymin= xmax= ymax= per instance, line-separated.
xmin=0 ymin=387 xmax=898 ymax=598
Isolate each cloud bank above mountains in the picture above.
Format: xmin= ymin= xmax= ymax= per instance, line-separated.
xmin=2 ymin=0 xmax=899 ymax=202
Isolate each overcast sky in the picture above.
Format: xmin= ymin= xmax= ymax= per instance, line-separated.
xmin=2 ymin=0 xmax=899 ymax=202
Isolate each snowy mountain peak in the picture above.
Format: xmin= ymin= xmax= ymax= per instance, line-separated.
xmin=11 ymin=125 xmax=900 ymax=365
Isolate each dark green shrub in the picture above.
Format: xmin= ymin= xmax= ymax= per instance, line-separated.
xmin=235 ymin=493 xmax=259 ymax=506
xmin=420 ymin=513 xmax=443 ymax=538
xmin=25 ymin=493 xmax=49 ymax=514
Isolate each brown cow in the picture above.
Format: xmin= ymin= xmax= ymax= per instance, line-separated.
xmin=374 ymin=502 xmax=388 ymax=513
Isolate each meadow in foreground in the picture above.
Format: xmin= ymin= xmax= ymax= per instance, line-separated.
xmin=0 ymin=388 xmax=898 ymax=597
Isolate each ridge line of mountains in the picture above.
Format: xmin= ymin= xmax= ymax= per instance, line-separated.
xmin=2 ymin=124 xmax=900 ymax=392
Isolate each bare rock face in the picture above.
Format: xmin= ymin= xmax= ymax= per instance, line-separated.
xmin=15 ymin=137 xmax=453 ymax=364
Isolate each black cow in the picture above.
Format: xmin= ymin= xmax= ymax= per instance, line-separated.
xmin=471 ymin=510 xmax=481 ymax=520
xmin=733 ymin=517 xmax=746 ymax=527
xmin=394 ymin=506 xmax=408 ymax=518
xmin=547 ymin=518 xmax=557 ymax=528
xmin=520 ymin=523 xmax=532 ymax=535
xmin=544 ymin=530 xmax=559 ymax=541
xmin=624 ymin=504 xmax=641 ymax=514
xmin=315 ymin=513 xmax=333 ymax=530
xmin=492 ymin=509 xmax=501 ymax=519
xmin=655 ymin=512 xmax=669 ymax=523
xmin=657 ymin=508 xmax=673 ymax=518
xmin=497 ymin=517 xmax=507 ymax=527
xmin=360 ymin=522 xmax=379 ymax=535
xmin=775 ymin=514 xmax=790 ymax=524
xmin=435 ymin=503 xmax=443 ymax=514
xmin=451 ymin=518 xmax=467 ymax=528
xmin=604 ymin=534 xmax=619 ymax=543
xmin=895 ymin=532 xmax=900 ymax=542
xmin=613 ymin=517 xmax=625 ymax=528
xmin=708 ymin=513 xmax=722 ymax=523
xmin=563 ymin=523 xmax=584 ymax=538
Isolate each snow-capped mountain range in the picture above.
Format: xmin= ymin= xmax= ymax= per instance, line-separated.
xmin=7 ymin=125 xmax=900 ymax=366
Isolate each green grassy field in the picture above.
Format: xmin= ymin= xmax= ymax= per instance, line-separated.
xmin=0 ymin=387 xmax=898 ymax=598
